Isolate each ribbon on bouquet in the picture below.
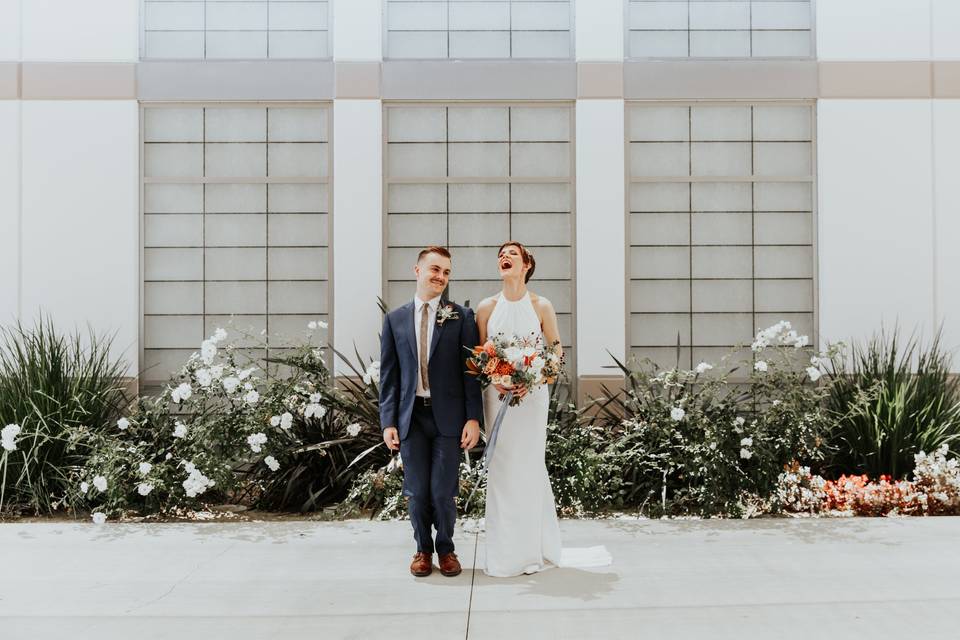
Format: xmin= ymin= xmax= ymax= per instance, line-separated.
xmin=462 ymin=391 xmax=513 ymax=513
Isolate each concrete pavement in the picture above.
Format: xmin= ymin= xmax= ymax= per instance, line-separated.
xmin=2 ymin=516 xmax=958 ymax=639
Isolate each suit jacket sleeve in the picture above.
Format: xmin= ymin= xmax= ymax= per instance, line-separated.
xmin=379 ymin=312 xmax=400 ymax=431
xmin=460 ymin=307 xmax=483 ymax=425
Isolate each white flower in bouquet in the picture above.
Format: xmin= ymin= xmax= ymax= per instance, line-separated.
xmin=91 ymin=512 xmax=107 ymax=525
xmin=137 ymin=482 xmax=154 ymax=496
xmin=80 ymin=481 xmax=89 ymax=494
xmin=93 ymin=475 xmax=108 ymax=492
xmin=754 ymin=360 xmax=768 ymax=373
xmin=670 ymin=406 xmax=686 ymax=422
xmin=695 ymin=362 xmax=713 ymax=374
xmin=116 ymin=417 xmax=130 ymax=431
xmin=740 ymin=448 xmax=753 ymax=460
xmin=264 ymin=455 xmax=280 ymax=471
xmin=806 ymin=366 xmax=822 ymax=382
xmin=200 ymin=339 xmax=217 ymax=365
xmin=171 ymin=383 xmax=192 ymax=403
xmin=222 ymin=376 xmax=241 ymax=394
xmin=363 ymin=361 xmax=381 ymax=385
xmin=138 ymin=462 xmax=153 ymax=475
xmin=172 ymin=421 xmax=188 ymax=439
xmin=1 ymin=423 xmax=20 ymax=451
xmin=243 ymin=389 xmax=260 ymax=405
xmin=503 ymin=346 xmax=523 ymax=365
xmin=247 ymin=432 xmax=268 ymax=453
xmin=195 ymin=368 xmax=213 ymax=388
xmin=346 ymin=423 xmax=362 ymax=437
xmin=212 ymin=327 xmax=228 ymax=343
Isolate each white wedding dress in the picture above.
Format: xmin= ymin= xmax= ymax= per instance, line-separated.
xmin=481 ymin=291 xmax=612 ymax=577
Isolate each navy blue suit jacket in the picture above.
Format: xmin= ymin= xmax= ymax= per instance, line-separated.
xmin=379 ymin=299 xmax=483 ymax=440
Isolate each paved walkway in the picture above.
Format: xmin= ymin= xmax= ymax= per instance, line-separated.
xmin=2 ymin=516 xmax=959 ymax=639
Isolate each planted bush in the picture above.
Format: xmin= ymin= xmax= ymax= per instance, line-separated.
xmin=0 ymin=318 xmax=129 ymax=515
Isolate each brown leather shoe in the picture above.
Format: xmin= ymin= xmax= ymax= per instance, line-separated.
xmin=410 ymin=552 xmax=432 ymax=577
xmin=438 ymin=552 xmax=462 ymax=577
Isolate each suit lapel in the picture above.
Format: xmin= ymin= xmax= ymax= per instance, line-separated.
xmin=403 ymin=302 xmax=418 ymax=363
xmin=428 ymin=299 xmax=447 ymax=362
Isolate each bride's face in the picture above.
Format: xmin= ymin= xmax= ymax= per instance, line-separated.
xmin=497 ymin=245 xmax=527 ymax=280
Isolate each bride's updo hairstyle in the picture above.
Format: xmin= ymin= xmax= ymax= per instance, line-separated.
xmin=498 ymin=241 xmax=536 ymax=283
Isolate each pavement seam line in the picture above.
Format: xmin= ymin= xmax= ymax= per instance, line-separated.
xmin=465 ymin=531 xmax=478 ymax=639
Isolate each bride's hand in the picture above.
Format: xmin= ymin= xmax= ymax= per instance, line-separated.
xmin=495 ymin=382 xmax=527 ymax=400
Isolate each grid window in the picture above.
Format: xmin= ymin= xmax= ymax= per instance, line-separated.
xmin=384 ymin=104 xmax=576 ymax=374
xmin=385 ymin=1 xmax=574 ymax=59
xmin=143 ymin=1 xmax=331 ymax=59
xmin=627 ymin=1 xmax=813 ymax=59
xmin=142 ymin=104 xmax=331 ymax=385
xmin=627 ymin=102 xmax=815 ymax=372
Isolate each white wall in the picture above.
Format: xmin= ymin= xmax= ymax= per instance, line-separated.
xmin=575 ymin=0 xmax=623 ymax=61
xmin=576 ymin=99 xmax=625 ymax=376
xmin=816 ymin=0 xmax=932 ymax=60
xmin=0 ymin=101 xmax=18 ymax=324
xmin=20 ymin=101 xmax=139 ymax=369
xmin=817 ymin=100 xmax=935 ymax=348
xmin=934 ymin=101 xmax=960 ymax=352
xmin=0 ymin=0 xmax=20 ymax=61
xmin=332 ymin=99 xmax=382 ymax=372
xmin=21 ymin=0 xmax=138 ymax=61
xmin=332 ymin=0 xmax=381 ymax=61
xmin=932 ymin=0 xmax=960 ymax=59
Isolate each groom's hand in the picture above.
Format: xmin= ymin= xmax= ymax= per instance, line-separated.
xmin=461 ymin=420 xmax=480 ymax=450
xmin=382 ymin=427 xmax=400 ymax=451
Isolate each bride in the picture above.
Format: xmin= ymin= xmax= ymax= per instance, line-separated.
xmin=475 ymin=241 xmax=611 ymax=577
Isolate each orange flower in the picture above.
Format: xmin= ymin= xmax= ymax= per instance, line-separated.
xmin=483 ymin=341 xmax=497 ymax=357
xmin=495 ymin=361 xmax=514 ymax=376
xmin=483 ymin=357 xmax=500 ymax=375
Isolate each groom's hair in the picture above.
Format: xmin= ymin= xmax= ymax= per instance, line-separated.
xmin=417 ymin=246 xmax=452 ymax=262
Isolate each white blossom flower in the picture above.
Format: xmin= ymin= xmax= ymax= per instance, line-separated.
xmin=794 ymin=335 xmax=809 ymax=348
xmin=80 ymin=481 xmax=89 ymax=494
xmin=200 ymin=339 xmax=217 ymax=365
xmin=209 ymin=364 xmax=224 ymax=380
xmin=270 ymin=415 xmax=281 ymax=427
xmin=309 ymin=393 xmax=322 ymax=404
xmin=173 ymin=421 xmax=188 ymax=439
xmin=304 ymin=403 xmax=326 ymax=419
xmin=734 ymin=417 xmax=746 ymax=426
xmin=237 ymin=367 xmax=256 ymax=381
xmin=709 ymin=442 xmax=717 ymax=450
xmin=279 ymin=412 xmax=293 ymax=430
xmin=363 ymin=362 xmax=381 ymax=386
xmin=182 ymin=467 xmax=214 ymax=498
xmin=171 ymin=383 xmax=192 ymax=404
xmin=754 ymin=360 xmax=768 ymax=373
xmin=1 ymin=423 xmax=20 ymax=451
xmin=182 ymin=461 xmax=196 ymax=474
xmin=695 ymin=362 xmax=713 ymax=374
xmin=91 ymin=512 xmax=107 ymax=525
xmin=740 ymin=437 xmax=753 ymax=447
xmin=247 ymin=432 xmax=268 ymax=453
xmin=165 ymin=452 xmax=173 ymax=460
xmin=222 ymin=377 xmax=241 ymax=394
xmin=243 ymin=389 xmax=260 ymax=405
xmin=195 ymin=368 xmax=213 ymax=388
xmin=137 ymin=482 xmax=154 ymax=496
xmin=212 ymin=327 xmax=228 ymax=343
xmin=307 ymin=319 xmax=329 ymax=330
xmin=740 ymin=448 xmax=753 ymax=460
xmin=264 ymin=455 xmax=280 ymax=472
xmin=116 ymin=418 xmax=130 ymax=431
xmin=806 ymin=366 xmax=822 ymax=382
xmin=670 ymin=406 xmax=686 ymax=422
xmin=138 ymin=462 xmax=153 ymax=475
xmin=346 ymin=423 xmax=362 ymax=437
xmin=93 ymin=475 xmax=108 ymax=492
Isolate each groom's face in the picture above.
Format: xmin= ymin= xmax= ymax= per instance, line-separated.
xmin=415 ymin=253 xmax=451 ymax=298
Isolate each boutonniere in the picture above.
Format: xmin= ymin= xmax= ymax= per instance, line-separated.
xmin=436 ymin=304 xmax=459 ymax=326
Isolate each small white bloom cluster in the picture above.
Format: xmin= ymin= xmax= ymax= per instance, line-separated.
xmin=137 ymin=482 xmax=154 ymax=496
xmin=751 ymin=321 xmax=809 ymax=352
xmin=199 ymin=328 xmax=228 ymax=366
xmin=91 ymin=512 xmax=107 ymax=525
xmin=346 ymin=423 xmax=362 ymax=437
xmin=247 ymin=432 xmax=268 ymax=453
xmin=739 ymin=436 xmax=754 ymax=460
xmin=172 ymin=421 xmax=189 ymax=438
xmin=270 ymin=412 xmax=294 ymax=430
xmin=694 ymin=362 xmax=713 ymax=375
xmin=670 ymin=406 xmax=685 ymax=422
xmin=307 ymin=319 xmax=329 ymax=331
xmin=116 ymin=417 xmax=130 ymax=431
xmin=1 ymin=423 xmax=21 ymax=451
xmin=363 ymin=361 xmax=381 ymax=385
xmin=182 ymin=461 xmax=215 ymax=498
xmin=304 ymin=392 xmax=327 ymax=419
xmin=93 ymin=475 xmax=108 ymax=492
xmin=773 ymin=465 xmax=827 ymax=513
xmin=912 ymin=444 xmax=960 ymax=513
xmin=138 ymin=462 xmax=152 ymax=475
xmin=264 ymin=455 xmax=280 ymax=471
xmin=171 ymin=382 xmax=192 ymax=404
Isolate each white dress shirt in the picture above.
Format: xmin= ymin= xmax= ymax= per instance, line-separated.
xmin=413 ymin=294 xmax=441 ymax=397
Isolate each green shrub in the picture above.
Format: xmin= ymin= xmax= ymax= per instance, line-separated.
xmin=0 ymin=318 xmax=129 ymax=515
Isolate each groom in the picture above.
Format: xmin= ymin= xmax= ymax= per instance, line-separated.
xmin=379 ymin=246 xmax=483 ymax=577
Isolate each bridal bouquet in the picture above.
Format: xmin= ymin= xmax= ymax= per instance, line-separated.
xmin=466 ymin=333 xmax=564 ymax=407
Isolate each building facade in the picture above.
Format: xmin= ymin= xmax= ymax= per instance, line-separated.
xmin=0 ymin=0 xmax=958 ymax=396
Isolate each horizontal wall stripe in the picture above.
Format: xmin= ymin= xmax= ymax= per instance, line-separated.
xmin=21 ymin=63 xmax=136 ymax=100
xmin=0 ymin=61 xmax=957 ymax=100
